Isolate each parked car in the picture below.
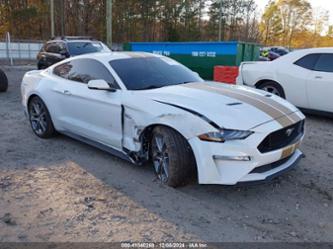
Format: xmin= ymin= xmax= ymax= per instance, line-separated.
xmin=22 ymin=52 xmax=305 ymax=187
xmin=268 ymin=51 xmax=281 ymax=61
xmin=37 ymin=36 xmax=110 ymax=69
xmin=237 ymin=48 xmax=333 ymax=116
xmin=0 ymin=68 xmax=8 ymax=92
xmin=270 ymin=46 xmax=289 ymax=56
xmin=260 ymin=46 xmax=289 ymax=61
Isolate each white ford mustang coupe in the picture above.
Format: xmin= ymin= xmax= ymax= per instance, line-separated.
xmin=21 ymin=52 xmax=305 ymax=187
xmin=237 ymin=48 xmax=333 ymax=116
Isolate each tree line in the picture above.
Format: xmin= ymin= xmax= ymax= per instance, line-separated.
xmin=0 ymin=0 xmax=332 ymax=48
xmin=261 ymin=0 xmax=333 ymax=48
xmin=0 ymin=0 xmax=259 ymax=43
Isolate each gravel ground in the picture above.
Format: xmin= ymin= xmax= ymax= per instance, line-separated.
xmin=0 ymin=67 xmax=332 ymax=242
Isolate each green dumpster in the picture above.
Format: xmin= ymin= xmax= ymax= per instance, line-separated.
xmin=123 ymin=41 xmax=260 ymax=80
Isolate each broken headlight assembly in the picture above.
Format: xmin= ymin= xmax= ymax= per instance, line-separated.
xmin=198 ymin=129 xmax=254 ymax=142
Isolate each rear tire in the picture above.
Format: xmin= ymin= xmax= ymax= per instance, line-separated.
xmin=257 ymin=81 xmax=285 ymax=99
xmin=0 ymin=69 xmax=8 ymax=92
xmin=151 ymin=126 xmax=196 ymax=187
xmin=28 ymin=96 xmax=56 ymax=138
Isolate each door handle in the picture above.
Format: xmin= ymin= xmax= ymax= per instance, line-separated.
xmin=63 ymin=90 xmax=72 ymax=96
xmin=315 ymin=76 xmax=323 ymax=79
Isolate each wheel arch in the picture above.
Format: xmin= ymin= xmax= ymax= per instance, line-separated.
xmin=138 ymin=123 xmax=198 ymax=178
xmin=255 ymin=79 xmax=279 ymax=88
xmin=139 ymin=123 xmax=193 ymax=151
xmin=27 ymin=93 xmax=49 ymax=112
xmin=27 ymin=94 xmax=57 ymax=128
xmin=27 ymin=93 xmax=41 ymax=106
xmin=255 ymin=79 xmax=286 ymax=97
xmin=0 ymin=69 xmax=8 ymax=92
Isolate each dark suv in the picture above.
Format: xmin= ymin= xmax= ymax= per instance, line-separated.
xmin=37 ymin=36 xmax=110 ymax=69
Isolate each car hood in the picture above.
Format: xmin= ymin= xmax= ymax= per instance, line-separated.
xmin=135 ymin=82 xmax=299 ymax=130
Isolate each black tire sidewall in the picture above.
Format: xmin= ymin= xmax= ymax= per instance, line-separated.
xmin=0 ymin=69 xmax=8 ymax=92
xmin=37 ymin=61 xmax=45 ymax=70
xmin=151 ymin=126 xmax=196 ymax=187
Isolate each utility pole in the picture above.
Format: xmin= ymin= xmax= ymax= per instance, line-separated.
xmin=106 ymin=0 xmax=112 ymax=48
xmin=60 ymin=0 xmax=65 ymax=36
xmin=50 ymin=0 xmax=55 ymax=38
xmin=218 ymin=0 xmax=223 ymax=41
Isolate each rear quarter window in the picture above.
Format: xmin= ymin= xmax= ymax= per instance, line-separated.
xmin=313 ymin=54 xmax=333 ymax=73
xmin=294 ymin=54 xmax=320 ymax=70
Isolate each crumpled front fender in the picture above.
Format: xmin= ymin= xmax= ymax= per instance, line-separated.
xmin=122 ymin=101 xmax=218 ymax=152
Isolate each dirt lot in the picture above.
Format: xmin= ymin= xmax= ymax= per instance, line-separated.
xmin=0 ymin=66 xmax=332 ymax=242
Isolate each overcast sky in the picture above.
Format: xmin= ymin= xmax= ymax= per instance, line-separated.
xmin=255 ymin=0 xmax=333 ymax=24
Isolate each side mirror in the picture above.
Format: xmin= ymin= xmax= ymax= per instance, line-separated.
xmin=88 ymin=79 xmax=116 ymax=92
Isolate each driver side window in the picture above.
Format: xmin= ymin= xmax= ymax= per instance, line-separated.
xmin=53 ymin=59 xmax=119 ymax=88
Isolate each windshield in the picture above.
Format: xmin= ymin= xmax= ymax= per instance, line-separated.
xmin=109 ymin=57 xmax=203 ymax=90
xmin=67 ymin=42 xmax=106 ymax=56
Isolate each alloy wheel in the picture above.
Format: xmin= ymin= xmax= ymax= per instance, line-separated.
xmin=152 ymin=134 xmax=170 ymax=183
xmin=262 ymin=85 xmax=281 ymax=96
xmin=29 ymin=99 xmax=48 ymax=136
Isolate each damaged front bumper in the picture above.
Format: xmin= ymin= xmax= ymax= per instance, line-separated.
xmin=188 ymin=121 xmax=305 ymax=185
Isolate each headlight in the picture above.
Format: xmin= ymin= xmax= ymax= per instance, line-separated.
xmin=198 ymin=129 xmax=253 ymax=142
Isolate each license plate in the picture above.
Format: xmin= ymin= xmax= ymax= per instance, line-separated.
xmin=281 ymin=142 xmax=300 ymax=159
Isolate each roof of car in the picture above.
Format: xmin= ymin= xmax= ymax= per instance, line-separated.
xmin=283 ymin=47 xmax=333 ymax=59
xmin=272 ymin=47 xmax=333 ymax=62
xmin=47 ymin=39 xmax=101 ymax=44
xmin=47 ymin=52 xmax=163 ymax=70
xmin=47 ymin=36 xmax=102 ymax=44
xmin=66 ymin=40 xmax=101 ymax=44
xmin=70 ymin=51 xmax=161 ymax=62
xmin=52 ymin=36 xmax=96 ymax=40
xmin=296 ymin=47 xmax=333 ymax=53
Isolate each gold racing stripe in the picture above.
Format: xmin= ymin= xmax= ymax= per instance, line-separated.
xmin=233 ymin=88 xmax=293 ymax=117
xmin=234 ymin=90 xmax=303 ymax=125
xmin=287 ymin=112 xmax=304 ymax=124
xmin=234 ymin=88 xmax=303 ymax=124
xmin=213 ymin=86 xmax=296 ymax=125
xmin=183 ymin=83 xmax=295 ymax=127
xmin=219 ymin=89 xmax=294 ymax=127
xmin=202 ymin=83 xmax=292 ymax=118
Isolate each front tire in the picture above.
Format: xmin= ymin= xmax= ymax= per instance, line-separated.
xmin=151 ymin=126 xmax=196 ymax=187
xmin=28 ymin=96 xmax=56 ymax=138
xmin=0 ymin=69 xmax=8 ymax=92
xmin=257 ymin=81 xmax=285 ymax=99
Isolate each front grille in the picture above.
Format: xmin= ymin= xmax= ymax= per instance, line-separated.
xmin=250 ymin=156 xmax=292 ymax=174
xmin=258 ymin=121 xmax=304 ymax=153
